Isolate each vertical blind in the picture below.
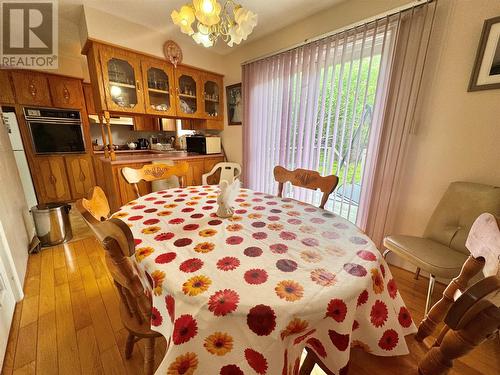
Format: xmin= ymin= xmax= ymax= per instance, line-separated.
xmin=242 ymin=15 xmax=400 ymax=222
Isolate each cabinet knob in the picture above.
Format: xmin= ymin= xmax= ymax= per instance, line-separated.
xmin=49 ymin=174 xmax=57 ymax=185
xmin=29 ymin=80 xmax=37 ymax=98
xmin=136 ymin=80 xmax=141 ymax=91
xmin=63 ymin=85 xmax=70 ymax=102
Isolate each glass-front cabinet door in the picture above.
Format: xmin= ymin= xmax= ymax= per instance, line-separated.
xmin=100 ymin=47 xmax=145 ymax=113
xmin=175 ymin=66 xmax=201 ymax=118
xmin=141 ymin=60 xmax=175 ymax=116
xmin=202 ymin=73 xmax=223 ymax=121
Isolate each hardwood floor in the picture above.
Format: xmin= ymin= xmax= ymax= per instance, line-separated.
xmin=1 ymin=236 xmax=498 ymax=375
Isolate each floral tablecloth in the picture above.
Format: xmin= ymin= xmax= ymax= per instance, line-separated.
xmin=114 ymin=186 xmax=417 ymax=375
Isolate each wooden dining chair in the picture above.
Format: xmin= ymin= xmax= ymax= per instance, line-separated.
xmin=273 ymin=166 xmax=339 ymax=209
xmin=300 ymin=213 xmax=500 ymax=375
xmin=121 ymin=162 xmax=189 ymax=198
xmin=76 ymin=186 xmax=161 ymax=375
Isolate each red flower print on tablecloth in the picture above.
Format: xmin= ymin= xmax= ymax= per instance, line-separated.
xmin=168 ymin=218 xmax=184 ymax=225
xmin=380 ymin=264 xmax=386 ymax=278
xmin=244 ymin=246 xmax=263 ymax=257
xmin=398 ymin=306 xmax=412 ymax=328
xmin=306 ymin=338 xmax=327 ymax=358
xmin=247 ymin=304 xmax=276 ymax=336
xmin=293 ymin=329 xmax=316 ymax=345
xmin=134 ymin=238 xmax=142 ymax=246
xmin=179 ymin=258 xmax=204 ymax=273
xmin=280 ymin=318 xmax=308 ymax=340
xmin=333 ymin=223 xmax=347 ymax=231
xmin=267 ymin=215 xmax=280 ymax=221
xmin=326 ymin=298 xmax=347 ymax=322
xmin=349 ymin=236 xmax=368 ymax=245
xmin=280 ymin=231 xmax=297 ymax=240
xmin=344 ymin=263 xmax=367 ymax=277
xmin=165 ymin=295 xmax=175 ymax=322
xmin=155 ymin=252 xmax=177 ymax=264
xmin=311 ymin=269 xmax=337 ymax=286
xmin=135 ymin=247 xmax=154 ymax=262
xmin=328 ymin=329 xmax=350 ymax=351
xmin=244 ymin=349 xmax=268 ymax=375
xmin=194 ymin=242 xmax=215 ymax=253
xmin=151 ymin=306 xmax=163 ymax=326
xmin=182 ymin=275 xmax=212 ymax=296
xmin=244 ymin=269 xmax=268 ymax=285
xmin=154 ymin=232 xmax=175 ymax=241
xmin=202 ymin=205 xmax=213 ymax=210
xmin=310 ymin=218 xmax=325 ymax=225
xmin=275 ymin=280 xmax=304 ymax=302
xmin=270 ymin=243 xmax=288 ymax=254
xmin=191 ymin=213 xmax=204 ymax=219
xmin=141 ymin=226 xmax=161 ymax=234
xmin=217 ymin=257 xmax=240 ymax=271
xmin=251 ymin=221 xmax=266 ymax=228
xmin=226 ymin=236 xmax=243 ymax=245
xmin=287 ymin=210 xmax=301 ymax=217
xmin=151 ymin=270 xmax=166 ymax=296
xmin=371 ymin=268 xmax=384 ymax=294
xmin=357 ymin=290 xmax=369 ymax=306
xmin=183 ymin=223 xmax=199 ymax=231
xmin=287 ymin=218 xmax=301 ymax=225
xmin=167 ymin=352 xmax=198 ymax=375
xmin=204 ymin=332 xmax=233 ymax=356
xmin=199 ymin=228 xmax=217 ymax=237
xmin=226 ymin=223 xmax=243 ymax=231
xmin=387 ymin=278 xmax=398 ymax=299
xmin=304 ymin=207 xmax=317 ymax=212
xmin=181 ymin=207 xmax=195 ymax=213
xmin=144 ymin=208 xmax=157 ymax=213
xmin=174 ymin=238 xmax=193 ymax=247
xmin=352 ymin=320 xmax=359 ymax=330
xmin=207 ymin=220 xmax=222 ymax=226
xmin=267 ymin=223 xmax=283 ymax=231
xmin=235 ymin=209 xmax=247 ymax=214
xmin=143 ymin=218 xmax=160 ymax=225
xmin=173 ymin=314 xmax=198 ymax=345
xmin=253 ymin=232 xmax=268 ymax=240
xmin=321 ymin=231 xmax=339 ymax=239
xmin=131 ymin=204 xmax=145 ymax=210
xmin=276 ymin=259 xmax=298 ymax=272
xmin=300 ymin=250 xmax=322 ymax=263
xmin=208 ymin=289 xmax=239 ymax=316
xmin=378 ymin=329 xmax=399 ymax=351
xmin=301 ymin=238 xmax=319 ymax=247
xmin=370 ymin=300 xmax=388 ymax=328
xmin=157 ymin=210 xmax=172 ymax=216
xmin=357 ymin=250 xmax=377 ymax=261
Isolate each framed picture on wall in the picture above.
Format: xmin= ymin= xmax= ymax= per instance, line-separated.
xmin=226 ymin=83 xmax=242 ymax=125
xmin=469 ymin=16 xmax=500 ymax=91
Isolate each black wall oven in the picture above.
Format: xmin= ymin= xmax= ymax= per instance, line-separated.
xmin=24 ymin=107 xmax=85 ymax=154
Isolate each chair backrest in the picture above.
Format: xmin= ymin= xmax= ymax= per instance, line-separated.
xmin=202 ymin=162 xmax=242 ymax=185
xmin=424 ymin=181 xmax=500 ymax=254
xmin=273 ymin=166 xmax=339 ymax=209
xmin=121 ymin=162 xmax=189 ymax=198
xmin=76 ymin=186 xmax=152 ymax=325
xmin=465 ymin=213 xmax=500 ymax=277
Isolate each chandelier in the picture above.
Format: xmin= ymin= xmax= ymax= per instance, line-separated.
xmin=171 ymin=0 xmax=258 ymax=48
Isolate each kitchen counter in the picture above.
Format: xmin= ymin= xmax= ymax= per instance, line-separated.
xmin=99 ymin=151 xmax=224 ymax=165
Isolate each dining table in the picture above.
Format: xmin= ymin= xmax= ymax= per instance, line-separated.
xmin=114 ymin=185 xmax=417 ymax=375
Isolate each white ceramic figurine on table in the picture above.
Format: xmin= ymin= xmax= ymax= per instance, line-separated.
xmin=216 ymin=179 xmax=241 ymax=218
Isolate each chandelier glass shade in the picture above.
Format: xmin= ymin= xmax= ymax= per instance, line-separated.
xmin=171 ymin=0 xmax=257 ymax=48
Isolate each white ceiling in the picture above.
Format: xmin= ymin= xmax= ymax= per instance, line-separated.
xmin=59 ymin=0 xmax=346 ymax=54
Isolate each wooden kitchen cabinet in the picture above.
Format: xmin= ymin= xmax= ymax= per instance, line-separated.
xmin=48 ymin=76 xmax=85 ymax=109
xmin=100 ymin=46 xmax=145 ymax=114
xmin=11 ymin=71 xmax=52 ymax=107
xmin=134 ymin=116 xmax=159 ymax=131
xmin=141 ymin=59 xmax=176 ymax=117
xmin=0 ymin=71 xmax=15 ymax=104
xmin=175 ymin=66 xmax=203 ymax=119
xmin=65 ymin=155 xmax=96 ymax=199
xmin=36 ymin=156 xmax=72 ymax=203
xmin=83 ymin=83 xmax=96 ymax=115
xmin=202 ymin=73 xmax=223 ymax=121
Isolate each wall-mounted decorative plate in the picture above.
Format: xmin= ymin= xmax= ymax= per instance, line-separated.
xmin=163 ymin=40 xmax=183 ymax=67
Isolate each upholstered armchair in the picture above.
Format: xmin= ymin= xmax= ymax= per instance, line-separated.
xmin=383 ymin=181 xmax=500 ymax=314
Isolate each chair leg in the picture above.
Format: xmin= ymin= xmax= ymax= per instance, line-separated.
xmin=415 ymin=267 xmax=421 ymax=280
xmin=299 ymin=350 xmax=316 ymax=375
xmin=125 ymin=332 xmax=135 ymax=359
xmin=382 ymin=249 xmax=391 ymax=259
xmin=425 ymin=275 xmax=436 ymax=316
xmin=144 ymin=337 xmax=156 ymax=375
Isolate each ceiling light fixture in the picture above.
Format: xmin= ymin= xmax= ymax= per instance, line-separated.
xmin=171 ymin=0 xmax=258 ymax=48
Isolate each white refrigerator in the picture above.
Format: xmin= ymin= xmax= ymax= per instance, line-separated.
xmin=1 ymin=109 xmax=38 ymax=209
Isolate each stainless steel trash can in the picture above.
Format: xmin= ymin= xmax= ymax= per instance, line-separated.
xmin=31 ymin=204 xmax=73 ymax=246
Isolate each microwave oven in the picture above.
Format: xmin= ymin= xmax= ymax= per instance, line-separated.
xmin=186 ymin=136 xmax=221 ymax=154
